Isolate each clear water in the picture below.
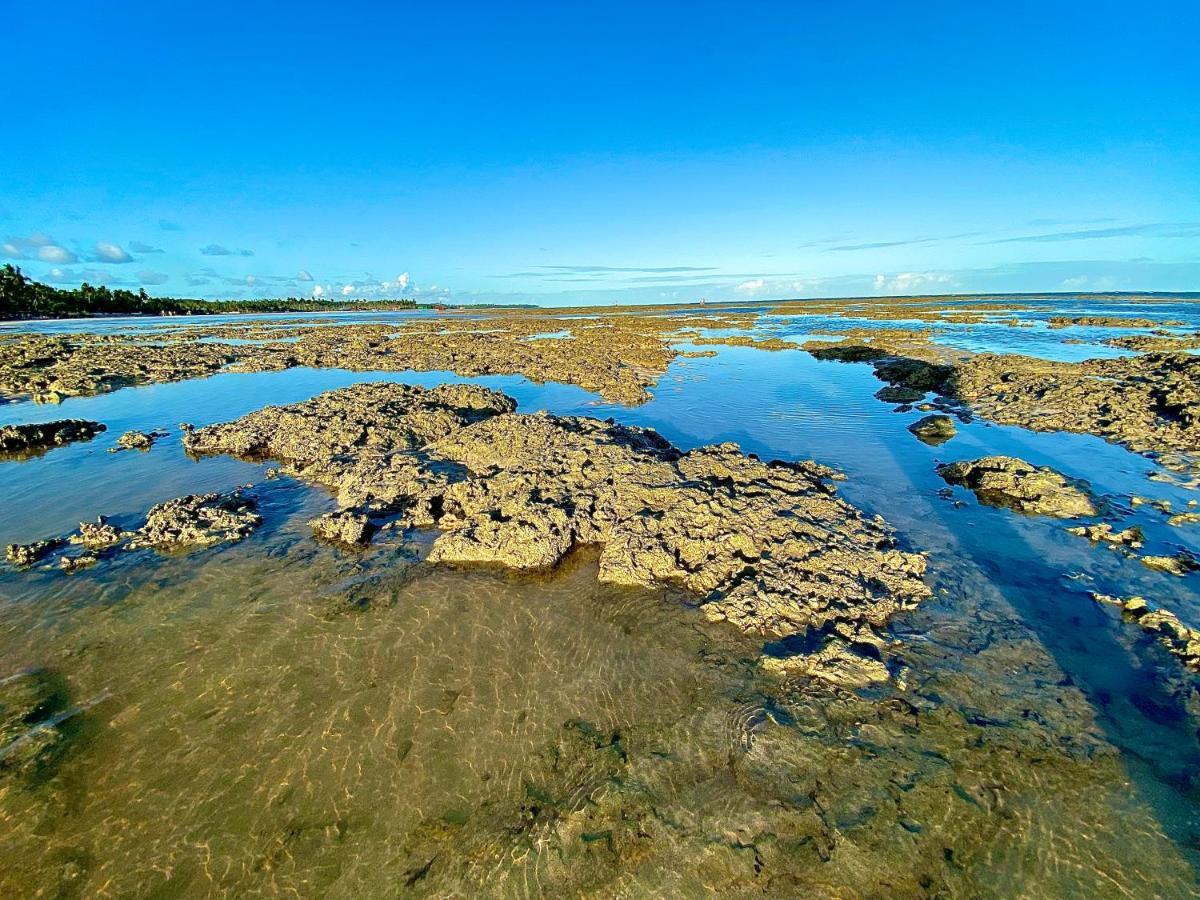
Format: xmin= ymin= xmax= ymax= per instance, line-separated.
xmin=2 ymin=303 xmax=1200 ymax=896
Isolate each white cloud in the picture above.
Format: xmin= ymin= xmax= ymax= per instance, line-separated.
xmin=38 ymin=244 xmax=78 ymax=264
xmin=396 ymin=271 xmax=410 ymax=291
xmin=341 ymin=284 xmax=355 ymax=296
xmin=3 ymin=234 xmax=77 ymax=263
xmin=875 ymin=271 xmax=957 ymax=293
xmin=735 ymin=278 xmax=766 ymax=294
xmin=94 ymin=241 xmax=133 ymax=263
xmin=1061 ymin=275 xmax=1089 ymax=289
xmin=297 ymin=269 xmax=313 ymax=281
xmin=312 ymin=285 xmax=324 ymax=298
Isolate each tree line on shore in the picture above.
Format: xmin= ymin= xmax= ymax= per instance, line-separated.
xmin=0 ymin=265 xmax=418 ymax=319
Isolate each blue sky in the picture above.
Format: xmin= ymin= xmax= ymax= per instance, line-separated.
xmin=3 ymin=1 xmax=1198 ymax=304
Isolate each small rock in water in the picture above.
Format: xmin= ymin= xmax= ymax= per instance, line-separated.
xmin=907 ymin=414 xmax=957 ymax=446
xmin=937 ymin=455 xmax=1096 ymax=518
xmin=1066 ymin=523 xmax=1144 ymax=548
xmin=109 ymin=429 xmax=168 ymax=453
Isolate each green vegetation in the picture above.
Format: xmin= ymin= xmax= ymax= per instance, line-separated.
xmin=0 ymin=265 xmax=418 ymax=319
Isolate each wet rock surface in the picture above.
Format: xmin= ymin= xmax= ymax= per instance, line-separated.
xmin=185 ymin=382 xmax=930 ymax=644
xmin=937 ymin=455 xmax=1097 ymax=517
xmin=0 ymin=419 xmax=105 ymax=460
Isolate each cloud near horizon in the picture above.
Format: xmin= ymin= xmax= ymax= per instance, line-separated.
xmin=199 ymin=244 xmax=255 ymax=257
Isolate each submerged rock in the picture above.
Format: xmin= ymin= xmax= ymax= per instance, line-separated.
xmin=1092 ymin=594 xmax=1200 ymax=670
xmin=310 ymin=510 xmax=373 ymax=547
xmin=187 ymin=382 xmax=930 ymax=641
xmin=0 ymin=419 xmax=105 ymax=459
xmin=0 ymin=670 xmax=65 ymax=779
xmin=937 ymin=456 xmax=1097 ymax=518
xmin=907 ymin=414 xmax=957 ymax=446
xmin=126 ymin=491 xmax=262 ymax=550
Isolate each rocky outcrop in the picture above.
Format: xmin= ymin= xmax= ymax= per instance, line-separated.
xmin=185 ymin=383 xmax=930 ymax=644
xmin=0 ymin=419 xmax=105 ymax=459
xmin=937 ymin=456 xmax=1097 ymax=518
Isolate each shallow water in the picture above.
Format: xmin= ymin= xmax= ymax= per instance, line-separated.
xmin=2 ymin=303 xmax=1200 ymax=896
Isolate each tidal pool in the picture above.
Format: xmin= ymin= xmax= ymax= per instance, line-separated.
xmin=2 ymin=305 xmax=1199 ymax=896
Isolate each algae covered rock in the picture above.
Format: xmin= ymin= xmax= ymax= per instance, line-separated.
xmin=937 ymin=456 xmax=1096 ymax=518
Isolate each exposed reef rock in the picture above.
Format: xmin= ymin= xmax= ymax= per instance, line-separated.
xmin=907 ymin=414 xmax=957 ymax=446
xmin=310 ymin=510 xmax=373 ymax=547
xmin=0 ymin=419 xmax=105 ymax=460
xmin=4 ymin=490 xmax=261 ymax=571
xmin=937 ymin=456 xmax=1097 ymax=518
xmin=0 ymin=312 xmax=776 ymax=407
xmin=69 ymin=517 xmax=125 ymax=549
xmin=1048 ymin=316 xmax=1182 ymax=329
xmin=126 ymin=492 xmax=261 ymax=550
xmin=1092 ymin=594 xmax=1200 ymax=670
xmin=5 ymin=539 xmax=64 ymax=567
xmin=184 ymin=382 xmax=930 ymax=643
